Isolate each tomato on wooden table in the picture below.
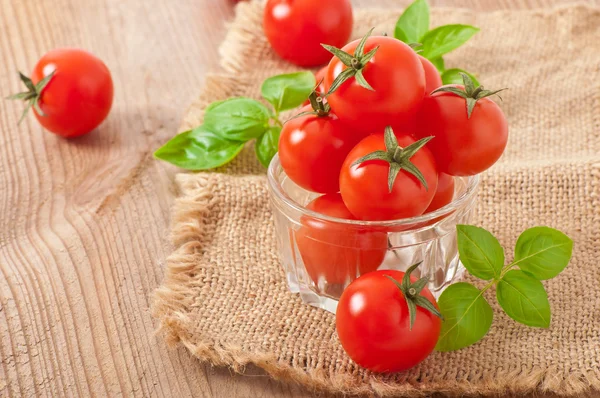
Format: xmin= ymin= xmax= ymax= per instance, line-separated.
xmin=295 ymin=193 xmax=387 ymax=286
xmin=279 ymin=98 xmax=360 ymax=193
xmin=336 ymin=265 xmax=443 ymax=373
xmin=339 ymin=126 xmax=438 ymax=221
xmin=416 ymin=74 xmax=508 ymax=176
xmin=9 ymin=48 xmax=113 ymax=138
xmin=263 ymin=0 xmax=353 ymax=67
xmin=322 ymin=32 xmax=425 ymax=136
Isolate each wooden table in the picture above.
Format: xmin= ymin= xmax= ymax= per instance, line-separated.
xmin=0 ymin=0 xmax=596 ymax=396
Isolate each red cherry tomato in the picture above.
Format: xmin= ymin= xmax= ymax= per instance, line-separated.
xmin=25 ymin=48 xmax=113 ymax=138
xmin=296 ymin=194 xmax=387 ymax=286
xmin=339 ymin=132 xmax=438 ymax=221
xmin=323 ymin=36 xmax=425 ymax=136
xmin=303 ymin=66 xmax=327 ymax=106
xmin=425 ymin=173 xmax=454 ymax=213
xmin=419 ymin=55 xmax=443 ymax=95
xmin=263 ymin=0 xmax=353 ymax=67
xmin=416 ymin=84 xmax=508 ymax=176
xmin=336 ymin=269 xmax=442 ymax=373
xmin=279 ymin=105 xmax=360 ymax=193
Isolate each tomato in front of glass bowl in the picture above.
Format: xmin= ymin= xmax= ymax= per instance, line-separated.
xmin=263 ymin=0 xmax=353 ymax=67
xmin=336 ymin=267 xmax=443 ymax=373
xmin=295 ymin=193 xmax=387 ymax=286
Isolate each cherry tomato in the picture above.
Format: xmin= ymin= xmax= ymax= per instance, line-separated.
xmin=263 ymin=0 xmax=353 ymax=67
xmin=425 ymin=173 xmax=454 ymax=213
xmin=19 ymin=48 xmax=113 ymax=138
xmin=416 ymin=83 xmax=508 ymax=176
xmin=296 ymin=193 xmax=387 ymax=286
xmin=303 ymin=66 xmax=327 ymax=106
xmin=339 ymin=130 xmax=438 ymax=221
xmin=419 ymin=55 xmax=443 ymax=94
xmin=336 ymin=268 xmax=442 ymax=373
xmin=323 ymin=36 xmax=425 ymax=136
xmin=279 ymin=105 xmax=360 ymax=193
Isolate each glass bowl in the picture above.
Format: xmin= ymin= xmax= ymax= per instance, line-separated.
xmin=267 ymin=154 xmax=479 ymax=313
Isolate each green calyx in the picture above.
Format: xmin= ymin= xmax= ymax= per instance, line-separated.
xmin=6 ymin=71 xmax=55 ymax=124
xmin=432 ymin=72 xmax=507 ymax=118
xmin=352 ymin=126 xmax=434 ymax=193
xmin=385 ymin=262 xmax=444 ymax=330
xmin=289 ymin=86 xmax=330 ymax=121
xmin=321 ymin=28 xmax=379 ymax=95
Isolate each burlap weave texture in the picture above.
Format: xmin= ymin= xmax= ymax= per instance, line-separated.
xmin=153 ymin=2 xmax=600 ymax=396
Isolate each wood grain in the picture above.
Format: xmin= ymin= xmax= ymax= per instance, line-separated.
xmin=0 ymin=0 xmax=596 ymax=397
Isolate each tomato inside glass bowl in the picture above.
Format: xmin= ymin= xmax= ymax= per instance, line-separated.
xmin=267 ymin=154 xmax=479 ymax=313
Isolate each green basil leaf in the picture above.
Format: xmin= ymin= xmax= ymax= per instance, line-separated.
xmin=394 ymin=0 xmax=430 ymax=43
xmin=497 ymin=270 xmax=551 ymax=328
xmin=255 ymin=126 xmax=281 ymax=168
xmin=421 ymin=24 xmax=479 ymax=60
xmin=261 ymin=72 xmax=316 ymax=113
xmin=442 ymin=68 xmax=480 ymax=86
xmin=513 ymin=226 xmax=573 ymax=280
xmin=456 ymin=225 xmax=504 ymax=280
xmin=435 ymin=282 xmax=493 ymax=352
xmin=430 ymin=56 xmax=445 ymax=73
xmin=154 ymin=127 xmax=245 ymax=170
xmin=203 ymin=97 xmax=270 ymax=141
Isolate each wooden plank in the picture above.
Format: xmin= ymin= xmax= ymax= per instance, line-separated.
xmin=0 ymin=0 xmax=596 ymax=397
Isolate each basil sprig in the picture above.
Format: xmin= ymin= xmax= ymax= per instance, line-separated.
xmin=394 ymin=0 xmax=480 ymax=87
xmin=436 ymin=225 xmax=573 ymax=352
xmin=154 ymin=71 xmax=315 ymax=170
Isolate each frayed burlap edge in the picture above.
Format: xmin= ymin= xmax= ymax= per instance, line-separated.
xmin=151 ymin=174 xmax=600 ymax=397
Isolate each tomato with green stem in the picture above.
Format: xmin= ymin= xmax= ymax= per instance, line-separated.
xmin=339 ymin=126 xmax=438 ymax=221
xmin=336 ymin=263 xmax=443 ymax=373
xmin=263 ymin=0 xmax=353 ymax=67
xmin=295 ymin=193 xmax=387 ymax=286
xmin=416 ymin=73 xmax=508 ymax=176
xmin=322 ymin=30 xmax=425 ymax=136
xmin=279 ymin=92 xmax=360 ymax=193
xmin=8 ymin=48 xmax=113 ymax=138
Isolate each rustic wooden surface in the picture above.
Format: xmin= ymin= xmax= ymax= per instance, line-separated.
xmin=0 ymin=0 xmax=597 ymax=396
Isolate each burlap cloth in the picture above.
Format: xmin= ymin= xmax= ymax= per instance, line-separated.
xmin=152 ymin=2 xmax=600 ymax=396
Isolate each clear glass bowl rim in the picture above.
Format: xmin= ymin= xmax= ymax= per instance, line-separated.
xmin=267 ymin=153 xmax=480 ymax=228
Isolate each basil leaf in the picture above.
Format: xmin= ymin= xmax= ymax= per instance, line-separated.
xmin=435 ymin=282 xmax=493 ymax=352
xmin=394 ymin=0 xmax=430 ymax=43
xmin=497 ymin=270 xmax=551 ymax=328
xmin=456 ymin=225 xmax=504 ymax=280
xmin=261 ymin=72 xmax=316 ymax=113
xmin=203 ymin=97 xmax=270 ymax=141
xmin=255 ymin=126 xmax=280 ymax=168
xmin=442 ymin=68 xmax=480 ymax=86
xmin=154 ymin=127 xmax=245 ymax=170
xmin=421 ymin=24 xmax=479 ymax=60
xmin=430 ymin=56 xmax=445 ymax=73
xmin=513 ymin=226 xmax=573 ymax=280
